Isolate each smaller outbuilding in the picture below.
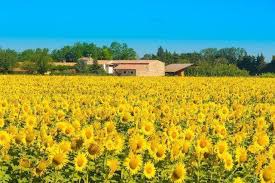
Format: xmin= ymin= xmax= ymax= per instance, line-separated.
xmin=165 ymin=64 xmax=194 ymax=76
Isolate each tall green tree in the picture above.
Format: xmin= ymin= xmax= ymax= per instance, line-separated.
xmin=256 ymin=53 xmax=266 ymax=74
xmin=110 ymin=42 xmax=137 ymax=60
xmin=101 ymin=47 xmax=113 ymax=60
xmin=31 ymin=49 xmax=52 ymax=74
xmin=18 ymin=49 xmax=35 ymax=62
xmin=0 ymin=49 xmax=17 ymax=73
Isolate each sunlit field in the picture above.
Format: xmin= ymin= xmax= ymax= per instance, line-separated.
xmin=0 ymin=76 xmax=274 ymax=183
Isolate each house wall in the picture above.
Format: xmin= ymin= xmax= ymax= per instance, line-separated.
xmin=114 ymin=69 xmax=136 ymax=76
xmin=146 ymin=61 xmax=165 ymax=76
xmin=106 ymin=65 xmax=114 ymax=74
xmin=103 ymin=61 xmax=165 ymax=76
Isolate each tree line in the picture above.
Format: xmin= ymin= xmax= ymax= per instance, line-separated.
xmin=0 ymin=42 xmax=274 ymax=76
xmin=143 ymin=47 xmax=275 ymax=76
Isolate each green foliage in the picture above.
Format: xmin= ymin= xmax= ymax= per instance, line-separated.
xmin=50 ymin=65 xmax=75 ymax=71
xmin=18 ymin=49 xmax=35 ymax=62
xmin=185 ymin=63 xmax=249 ymax=76
xmin=262 ymin=59 xmax=275 ymax=73
xmin=110 ymin=42 xmax=137 ymax=60
xmin=88 ymin=61 xmax=107 ymax=75
xmin=31 ymin=49 xmax=52 ymax=74
xmin=144 ymin=47 xmax=272 ymax=76
xmin=75 ymin=60 xmax=107 ymax=75
xmin=0 ymin=49 xmax=17 ymax=73
xmin=75 ymin=60 xmax=89 ymax=73
xmin=259 ymin=72 xmax=275 ymax=78
xmin=1 ymin=42 xmax=274 ymax=76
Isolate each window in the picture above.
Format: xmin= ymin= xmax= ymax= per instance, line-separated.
xmin=124 ymin=71 xmax=127 ymax=74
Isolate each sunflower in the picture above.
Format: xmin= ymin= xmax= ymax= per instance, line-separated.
xmin=260 ymin=166 xmax=274 ymax=183
xmin=181 ymin=141 xmax=190 ymax=154
xmin=170 ymin=142 xmax=182 ymax=161
xmin=183 ymin=128 xmax=194 ymax=141
xmin=58 ymin=141 xmax=71 ymax=153
xmin=268 ymin=144 xmax=275 ymax=161
xmin=0 ymin=118 xmax=5 ymax=128
xmin=64 ymin=123 xmax=75 ymax=136
xmin=51 ymin=150 xmax=68 ymax=169
xmin=197 ymin=112 xmax=206 ymax=123
xmin=233 ymin=177 xmax=245 ymax=183
xmin=19 ymin=157 xmax=31 ymax=170
xmin=141 ymin=121 xmax=155 ymax=136
xmin=196 ymin=136 xmax=211 ymax=155
xmin=112 ymin=133 xmax=125 ymax=154
xmin=222 ymin=153 xmax=234 ymax=171
xmin=34 ymin=160 xmax=48 ymax=176
xmin=71 ymin=137 xmax=84 ymax=151
xmin=171 ymin=163 xmax=186 ymax=182
xmin=253 ymin=131 xmax=269 ymax=151
xmin=256 ymin=117 xmax=267 ymax=130
xmin=87 ymin=142 xmax=102 ymax=159
xmin=81 ymin=127 xmax=94 ymax=142
xmin=153 ymin=144 xmax=166 ymax=161
xmin=129 ymin=134 xmax=146 ymax=153
xmin=143 ymin=162 xmax=156 ymax=179
xmin=168 ymin=126 xmax=180 ymax=141
xmin=215 ymin=141 xmax=228 ymax=158
xmin=25 ymin=115 xmax=37 ymax=128
xmin=105 ymin=121 xmax=116 ymax=134
xmin=107 ymin=159 xmax=120 ymax=177
xmin=124 ymin=153 xmax=143 ymax=175
xmin=24 ymin=128 xmax=36 ymax=145
xmin=74 ymin=153 xmax=87 ymax=172
xmin=0 ymin=130 xmax=11 ymax=146
xmin=235 ymin=146 xmax=248 ymax=164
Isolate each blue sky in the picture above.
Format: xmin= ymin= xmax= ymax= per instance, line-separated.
xmin=0 ymin=0 xmax=275 ymax=60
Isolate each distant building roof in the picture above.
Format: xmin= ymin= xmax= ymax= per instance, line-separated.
xmin=114 ymin=64 xmax=148 ymax=71
xmin=98 ymin=60 xmax=162 ymax=65
xmin=165 ymin=64 xmax=194 ymax=73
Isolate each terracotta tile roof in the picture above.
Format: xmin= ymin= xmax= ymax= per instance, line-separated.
xmin=97 ymin=60 xmax=161 ymax=65
xmin=165 ymin=64 xmax=193 ymax=73
xmin=114 ymin=64 xmax=149 ymax=71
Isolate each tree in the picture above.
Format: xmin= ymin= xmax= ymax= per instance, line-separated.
xmin=31 ymin=49 xmax=52 ymax=74
xmin=0 ymin=49 xmax=17 ymax=73
xmin=201 ymin=48 xmax=218 ymax=60
xmin=75 ymin=60 xmax=89 ymax=73
xmin=237 ymin=55 xmax=257 ymax=75
xmin=110 ymin=42 xmax=137 ymax=60
xmin=101 ymin=47 xmax=113 ymax=60
xmin=255 ymin=54 xmax=266 ymax=74
xmin=262 ymin=56 xmax=275 ymax=73
xmin=142 ymin=54 xmax=154 ymax=60
xmin=157 ymin=46 xmax=165 ymax=60
xmin=18 ymin=49 xmax=35 ymax=62
xmin=89 ymin=60 xmax=107 ymax=75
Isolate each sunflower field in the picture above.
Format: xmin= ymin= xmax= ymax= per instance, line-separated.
xmin=0 ymin=75 xmax=274 ymax=183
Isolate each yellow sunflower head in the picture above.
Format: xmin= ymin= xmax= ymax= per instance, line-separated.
xmin=51 ymin=150 xmax=68 ymax=169
xmin=124 ymin=153 xmax=142 ymax=175
xmin=107 ymin=159 xmax=120 ymax=176
xmin=171 ymin=163 xmax=186 ymax=182
xmin=143 ymin=162 xmax=156 ymax=179
xmin=74 ymin=153 xmax=88 ymax=172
